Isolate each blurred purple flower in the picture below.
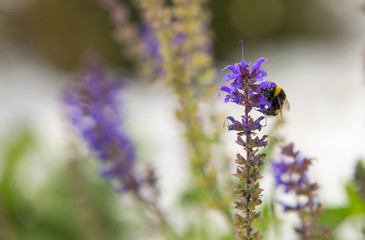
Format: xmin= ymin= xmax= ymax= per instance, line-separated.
xmin=64 ymin=60 xmax=139 ymax=191
xmin=140 ymin=26 xmax=164 ymax=78
xmin=172 ymin=32 xmax=186 ymax=47
xmin=271 ymin=144 xmax=312 ymax=195
xmin=271 ymin=143 xmax=332 ymax=239
xmin=140 ymin=26 xmax=160 ymax=60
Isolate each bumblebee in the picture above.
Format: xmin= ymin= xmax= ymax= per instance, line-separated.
xmin=259 ymin=83 xmax=290 ymax=117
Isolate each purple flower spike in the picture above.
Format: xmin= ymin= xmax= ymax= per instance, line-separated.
xmin=220 ymin=42 xmax=274 ymax=240
xmin=271 ymin=143 xmax=332 ymax=239
xmin=64 ymin=60 xmax=139 ymax=192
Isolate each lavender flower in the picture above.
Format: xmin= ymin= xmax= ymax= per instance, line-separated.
xmin=64 ymin=60 xmax=182 ymax=240
xmin=140 ymin=26 xmax=160 ymax=60
xmin=64 ymin=60 xmax=139 ymax=192
xmin=140 ymin=25 xmax=164 ymax=78
xmin=220 ymin=49 xmax=271 ymax=110
xmin=271 ymin=143 xmax=332 ymax=239
xmin=221 ymin=41 xmax=273 ymax=240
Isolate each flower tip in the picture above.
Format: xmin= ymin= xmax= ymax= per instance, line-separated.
xmin=220 ymin=64 xmax=230 ymax=72
xmin=239 ymin=40 xmax=244 ymax=61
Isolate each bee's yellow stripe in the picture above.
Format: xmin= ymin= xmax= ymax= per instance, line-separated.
xmin=274 ymin=87 xmax=281 ymax=97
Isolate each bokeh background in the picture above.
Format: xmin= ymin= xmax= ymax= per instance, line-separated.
xmin=0 ymin=0 xmax=365 ymax=239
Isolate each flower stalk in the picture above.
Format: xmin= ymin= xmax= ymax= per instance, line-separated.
xmin=221 ymin=42 xmax=273 ymax=240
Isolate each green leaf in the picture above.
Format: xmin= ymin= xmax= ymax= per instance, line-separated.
xmin=1 ymin=128 xmax=36 ymax=180
xmin=318 ymin=182 xmax=365 ymax=230
xmin=0 ymin=128 xmax=37 ymax=226
xmin=318 ymin=207 xmax=351 ymax=229
xmin=180 ymin=187 xmax=211 ymax=205
xmin=346 ymin=183 xmax=365 ymax=215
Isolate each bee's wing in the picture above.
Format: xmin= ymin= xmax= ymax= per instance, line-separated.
xmin=284 ymin=99 xmax=290 ymax=111
xmin=279 ymin=110 xmax=284 ymax=121
xmin=279 ymin=99 xmax=290 ymax=120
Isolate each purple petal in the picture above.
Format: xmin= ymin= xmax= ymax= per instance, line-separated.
xmin=251 ymin=57 xmax=270 ymax=73
xmin=253 ymin=116 xmax=266 ymax=131
xmin=224 ymin=95 xmax=231 ymax=103
xmin=240 ymin=59 xmax=249 ymax=68
xmin=220 ymin=86 xmax=231 ymax=94
xmin=226 ymin=116 xmax=236 ymax=123
xmin=222 ymin=65 xmax=235 ymax=73
xmin=224 ymin=74 xmax=235 ymax=82
xmin=234 ymin=63 xmax=241 ymax=74
xmin=234 ymin=74 xmax=241 ymax=81
xmin=258 ymin=81 xmax=272 ymax=89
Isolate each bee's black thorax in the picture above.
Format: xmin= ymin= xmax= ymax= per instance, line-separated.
xmin=259 ymin=85 xmax=287 ymax=116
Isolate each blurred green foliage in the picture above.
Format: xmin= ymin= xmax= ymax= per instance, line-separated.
xmin=0 ymin=128 xmax=132 ymax=240
xmin=318 ymin=160 xmax=365 ymax=238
